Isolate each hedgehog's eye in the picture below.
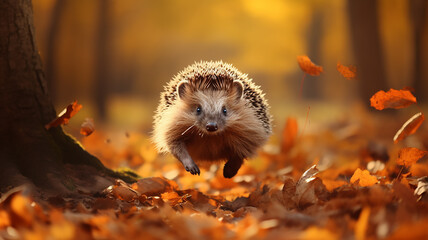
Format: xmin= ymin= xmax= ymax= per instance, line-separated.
xmin=196 ymin=105 xmax=202 ymax=115
xmin=222 ymin=106 xmax=227 ymax=116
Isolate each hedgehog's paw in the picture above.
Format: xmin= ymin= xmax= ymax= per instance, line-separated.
xmin=223 ymin=159 xmax=243 ymax=178
xmin=182 ymin=159 xmax=200 ymax=176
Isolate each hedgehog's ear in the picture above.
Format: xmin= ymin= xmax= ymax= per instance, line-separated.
xmin=177 ymin=81 xmax=189 ymax=99
xmin=232 ymin=80 xmax=244 ymax=100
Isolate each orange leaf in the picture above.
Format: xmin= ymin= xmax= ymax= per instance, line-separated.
xmin=370 ymin=89 xmax=416 ymax=110
xmin=393 ymin=112 xmax=425 ymax=143
xmin=297 ymin=55 xmax=323 ymax=76
xmin=0 ymin=210 xmax=10 ymax=228
xmin=281 ymin=117 xmax=298 ymax=153
xmin=321 ymin=179 xmax=347 ymax=192
xmin=80 ymin=118 xmax=95 ymax=136
xmin=131 ymin=177 xmax=178 ymax=196
xmin=350 ymin=168 xmax=377 ymax=187
xmin=355 ymin=207 xmax=370 ymax=240
xmin=45 ymin=100 xmax=82 ymax=129
xmin=397 ymin=147 xmax=427 ymax=167
xmin=337 ymin=62 xmax=356 ymax=80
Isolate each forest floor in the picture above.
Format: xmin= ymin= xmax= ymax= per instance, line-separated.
xmin=1 ymin=100 xmax=428 ymax=240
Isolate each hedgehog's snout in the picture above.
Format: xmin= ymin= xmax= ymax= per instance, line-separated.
xmin=206 ymin=122 xmax=218 ymax=132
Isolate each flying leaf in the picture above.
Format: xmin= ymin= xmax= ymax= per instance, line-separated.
xmin=393 ymin=112 xmax=425 ymax=143
xmin=45 ymin=100 xmax=82 ymax=129
xmin=80 ymin=118 xmax=95 ymax=136
xmin=350 ymin=168 xmax=377 ymax=187
xmin=337 ymin=62 xmax=356 ymax=80
xmin=397 ymin=147 xmax=428 ymax=167
xmin=297 ymin=55 xmax=323 ymax=76
xmin=370 ymin=89 xmax=416 ymax=110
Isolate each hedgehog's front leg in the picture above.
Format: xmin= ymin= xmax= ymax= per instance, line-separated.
xmin=223 ymin=157 xmax=243 ymax=178
xmin=170 ymin=141 xmax=200 ymax=175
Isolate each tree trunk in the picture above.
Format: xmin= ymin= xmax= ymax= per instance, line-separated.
xmin=302 ymin=9 xmax=323 ymax=100
xmin=348 ymin=0 xmax=388 ymax=102
xmin=0 ymin=0 xmax=135 ymax=193
xmin=94 ymin=0 xmax=111 ymax=120
xmin=45 ymin=0 xmax=68 ymax=103
xmin=409 ymin=0 xmax=427 ymax=103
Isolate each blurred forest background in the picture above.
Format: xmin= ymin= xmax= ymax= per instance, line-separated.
xmin=32 ymin=0 xmax=428 ymax=134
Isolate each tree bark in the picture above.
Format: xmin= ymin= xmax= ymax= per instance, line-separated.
xmin=45 ymin=0 xmax=68 ymax=103
xmin=348 ymin=0 xmax=388 ymax=102
xmin=94 ymin=0 xmax=111 ymax=120
xmin=0 ymin=0 xmax=135 ymax=193
xmin=302 ymin=9 xmax=323 ymax=100
xmin=409 ymin=0 xmax=427 ymax=103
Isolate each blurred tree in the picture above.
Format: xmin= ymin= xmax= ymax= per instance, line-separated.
xmin=45 ymin=0 xmax=68 ymax=103
xmin=409 ymin=0 xmax=427 ymax=102
xmin=348 ymin=0 xmax=387 ymax=102
xmin=0 ymin=0 xmax=133 ymax=192
xmin=95 ymin=0 xmax=112 ymax=119
xmin=303 ymin=4 xmax=323 ymax=99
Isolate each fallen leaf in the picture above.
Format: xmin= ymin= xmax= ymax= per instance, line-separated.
xmin=321 ymin=179 xmax=348 ymax=192
xmin=112 ymin=185 xmax=138 ymax=202
xmin=337 ymin=62 xmax=356 ymax=80
xmin=161 ymin=192 xmax=191 ymax=207
xmin=393 ymin=112 xmax=425 ymax=143
xmin=297 ymin=55 xmax=323 ymax=76
xmin=45 ymin=100 xmax=82 ymax=129
xmin=350 ymin=168 xmax=378 ymax=187
xmin=397 ymin=147 xmax=427 ymax=167
xmin=388 ymin=218 xmax=428 ymax=240
xmin=131 ymin=177 xmax=178 ymax=196
xmin=80 ymin=118 xmax=95 ymax=136
xmin=294 ymin=165 xmax=328 ymax=208
xmin=281 ymin=117 xmax=298 ymax=153
xmin=303 ymin=226 xmax=338 ymax=240
xmin=10 ymin=193 xmax=33 ymax=227
xmin=0 ymin=210 xmax=10 ymax=228
xmin=355 ymin=207 xmax=370 ymax=240
xmin=370 ymin=89 xmax=416 ymax=110
xmin=414 ymin=176 xmax=428 ymax=201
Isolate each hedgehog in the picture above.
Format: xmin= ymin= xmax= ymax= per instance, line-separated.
xmin=153 ymin=61 xmax=272 ymax=178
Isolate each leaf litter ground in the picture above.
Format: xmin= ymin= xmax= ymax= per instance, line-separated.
xmin=2 ymin=103 xmax=428 ymax=240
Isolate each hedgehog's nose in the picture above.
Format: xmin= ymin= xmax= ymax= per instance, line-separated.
xmin=206 ymin=122 xmax=218 ymax=132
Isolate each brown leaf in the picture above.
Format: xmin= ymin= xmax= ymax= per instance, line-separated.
xmin=350 ymin=168 xmax=377 ymax=187
xmin=337 ymin=62 xmax=356 ymax=80
xmin=370 ymin=89 xmax=416 ymax=110
xmin=131 ymin=177 xmax=178 ymax=196
xmin=414 ymin=176 xmax=428 ymax=202
xmin=80 ymin=118 xmax=95 ymax=136
xmin=282 ymin=176 xmax=297 ymax=209
xmin=397 ymin=147 xmax=427 ymax=167
xmin=112 ymin=185 xmax=138 ymax=202
xmin=297 ymin=55 xmax=323 ymax=76
xmin=393 ymin=112 xmax=425 ymax=143
xmin=45 ymin=100 xmax=82 ymax=129
xmin=294 ymin=165 xmax=328 ymax=208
